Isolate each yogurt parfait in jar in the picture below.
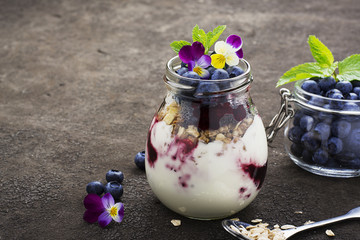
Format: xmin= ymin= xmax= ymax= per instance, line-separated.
xmin=145 ymin=25 xmax=268 ymax=220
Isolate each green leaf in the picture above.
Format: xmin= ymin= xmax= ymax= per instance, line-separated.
xmin=192 ymin=25 xmax=207 ymax=45
xmin=170 ymin=40 xmax=191 ymax=53
xmin=308 ymin=35 xmax=334 ymax=67
xmin=206 ymin=25 xmax=226 ymax=53
xmin=276 ymin=62 xmax=333 ymax=87
xmin=337 ymin=54 xmax=360 ymax=81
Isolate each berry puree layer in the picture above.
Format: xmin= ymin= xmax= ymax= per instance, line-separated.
xmin=145 ymin=93 xmax=268 ymax=219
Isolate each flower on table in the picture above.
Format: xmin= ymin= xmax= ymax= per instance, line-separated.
xmin=83 ymin=193 xmax=124 ymax=228
xmin=211 ymin=35 xmax=243 ymax=69
xmin=179 ymin=41 xmax=211 ymax=78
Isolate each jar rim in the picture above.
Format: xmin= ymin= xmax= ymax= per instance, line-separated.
xmin=294 ymin=79 xmax=360 ymax=115
xmin=164 ymin=55 xmax=252 ymax=95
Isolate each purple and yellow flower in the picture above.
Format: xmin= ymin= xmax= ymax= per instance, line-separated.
xmin=211 ymin=35 xmax=243 ymax=69
xmin=179 ymin=41 xmax=211 ymax=78
xmin=83 ymin=193 xmax=124 ymax=228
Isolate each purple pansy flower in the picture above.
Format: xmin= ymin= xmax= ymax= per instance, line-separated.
xmin=211 ymin=35 xmax=243 ymax=69
xmin=83 ymin=193 xmax=124 ymax=228
xmin=179 ymin=41 xmax=211 ymax=78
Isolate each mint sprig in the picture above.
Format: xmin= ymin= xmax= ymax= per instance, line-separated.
xmin=277 ymin=35 xmax=360 ymax=87
xmin=170 ymin=25 xmax=226 ymax=54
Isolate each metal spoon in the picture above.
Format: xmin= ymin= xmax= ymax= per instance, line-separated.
xmin=222 ymin=206 xmax=360 ymax=239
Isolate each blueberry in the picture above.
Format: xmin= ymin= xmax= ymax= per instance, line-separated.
xmin=329 ymin=93 xmax=345 ymax=110
xmin=211 ymin=69 xmax=229 ymax=80
xmin=314 ymin=122 xmax=330 ymax=141
xmin=106 ymin=170 xmax=124 ymax=183
xmin=307 ymin=96 xmax=324 ymax=107
xmin=299 ymin=115 xmax=315 ymax=131
xmin=302 ymin=149 xmax=314 ymax=163
xmin=331 ymin=120 xmax=351 ymax=138
xmin=134 ymin=151 xmax=146 ymax=170
xmin=318 ymin=77 xmax=336 ymax=92
xmin=196 ymin=82 xmax=220 ymax=94
xmin=325 ymin=89 xmax=342 ymax=98
xmin=290 ymin=143 xmax=303 ymax=157
xmin=343 ymin=102 xmax=360 ymax=111
xmin=353 ymin=87 xmax=360 ymax=95
xmin=335 ymin=152 xmax=360 ymax=168
xmin=301 ymin=80 xmax=320 ymax=94
xmin=228 ymin=66 xmax=244 ymax=78
xmin=183 ymin=71 xmax=201 ymax=79
xmin=318 ymin=104 xmax=333 ymax=122
xmin=86 ymin=181 xmax=104 ymax=195
xmin=346 ymin=128 xmax=360 ymax=156
xmin=207 ymin=66 xmax=216 ymax=75
xmin=176 ymin=67 xmax=188 ymax=76
xmin=301 ymin=132 xmax=320 ymax=152
xmin=104 ymin=181 xmax=123 ymax=200
xmin=327 ymin=137 xmax=343 ymax=154
xmin=335 ymin=81 xmax=353 ymax=95
xmin=346 ymin=92 xmax=358 ymax=100
xmin=312 ymin=148 xmax=329 ymax=165
xmin=293 ymin=111 xmax=304 ymax=126
xmin=288 ymin=126 xmax=304 ymax=143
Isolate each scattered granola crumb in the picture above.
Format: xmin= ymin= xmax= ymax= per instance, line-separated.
xmin=171 ymin=219 xmax=181 ymax=227
xmin=325 ymin=229 xmax=335 ymax=237
xmin=280 ymin=224 xmax=296 ymax=230
xmin=251 ymin=219 xmax=263 ymax=223
xmin=230 ymin=218 xmax=240 ymax=221
xmin=304 ymin=220 xmax=315 ymax=225
xmin=294 ymin=211 xmax=303 ymax=214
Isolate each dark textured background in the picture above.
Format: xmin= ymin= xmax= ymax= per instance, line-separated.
xmin=0 ymin=0 xmax=359 ymax=239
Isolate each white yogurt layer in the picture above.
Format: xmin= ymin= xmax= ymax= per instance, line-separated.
xmin=146 ymin=115 xmax=268 ymax=219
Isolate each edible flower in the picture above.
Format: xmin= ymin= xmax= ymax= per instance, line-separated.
xmin=211 ymin=35 xmax=243 ymax=69
xmin=83 ymin=193 xmax=124 ymax=228
xmin=179 ymin=41 xmax=211 ymax=78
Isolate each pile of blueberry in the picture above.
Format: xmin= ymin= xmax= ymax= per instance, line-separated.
xmin=86 ymin=170 xmax=124 ymax=200
xmin=288 ymin=77 xmax=360 ymax=169
xmin=176 ymin=64 xmax=244 ymax=94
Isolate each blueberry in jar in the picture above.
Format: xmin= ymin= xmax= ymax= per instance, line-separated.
xmin=314 ymin=122 xmax=330 ymax=141
xmin=290 ymin=143 xmax=303 ymax=157
xmin=176 ymin=67 xmax=188 ymax=76
xmin=301 ymin=80 xmax=321 ymax=94
xmin=301 ymin=132 xmax=320 ymax=152
xmin=327 ymin=137 xmax=343 ymax=155
xmin=211 ymin=69 xmax=229 ymax=80
xmin=331 ymin=120 xmax=351 ymax=138
xmin=318 ymin=77 xmax=336 ymax=92
xmin=299 ymin=115 xmax=315 ymax=131
xmin=335 ymin=81 xmax=353 ymax=95
xmin=312 ymin=148 xmax=329 ymax=165
xmin=346 ymin=92 xmax=358 ymax=100
xmin=288 ymin=126 xmax=304 ymax=143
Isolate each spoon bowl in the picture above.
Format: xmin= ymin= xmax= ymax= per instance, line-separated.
xmin=223 ymin=206 xmax=360 ymax=239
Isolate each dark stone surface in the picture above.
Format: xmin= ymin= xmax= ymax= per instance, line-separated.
xmin=0 ymin=0 xmax=359 ymax=239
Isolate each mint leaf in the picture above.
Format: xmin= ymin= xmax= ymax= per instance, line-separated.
xmin=170 ymin=40 xmax=191 ymax=53
xmin=192 ymin=25 xmax=207 ymax=45
xmin=206 ymin=25 xmax=226 ymax=53
xmin=308 ymin=35 xmax=334 ymax=67
xmin=276 ymin=62 xmax=332 ymax=87
xmin=337 ymin=54 xmax=360 ymax=81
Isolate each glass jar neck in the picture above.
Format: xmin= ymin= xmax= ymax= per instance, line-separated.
xmin=164 ymin=56 xmax=253 ymax=99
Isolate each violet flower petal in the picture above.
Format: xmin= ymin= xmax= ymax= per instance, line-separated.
xmin=191 ymin=41 xmax=205 ymax=60
xmin=112 ymin=203 xmax=124 ymax=223
xmin=179 ymin=45 xmax=194 ymax=64
xmin=236 ymin=48 xmax=244 ymax=59
xmin=197 ymin=55 xmax=211 ymax=68
xmin=188 ymin=61 xmax=195 ymax=71
xmin=84 ymin=194 xmax=104 ymax=212
xmin=98 ymin=211 xmax=112 ymax=228
xmin=226 ymin=35 xmax=242 ymax=51
xmin=199 ymin=69 xmax=210 ymax=79
xmin=102 ymin=193 xmax=115 ymax=209
xmin=83 ymin=209 xmax=102 ymax=223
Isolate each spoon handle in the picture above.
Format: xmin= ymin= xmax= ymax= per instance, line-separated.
xmin=282 ymin=211 xmax=358 ymax=239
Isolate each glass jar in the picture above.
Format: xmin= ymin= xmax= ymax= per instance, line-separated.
xmin=284 ymin=80 xmax=360 ymax=178
xmin=145 ymin=56 xmax=268 ymax=220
